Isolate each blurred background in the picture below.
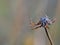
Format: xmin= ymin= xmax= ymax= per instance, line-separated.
xmin=0 ymin=0 xmax=60 ymax=45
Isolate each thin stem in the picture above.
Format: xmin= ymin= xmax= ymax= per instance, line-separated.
xmin=44 ymin=27 xmax=53 ymax=45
